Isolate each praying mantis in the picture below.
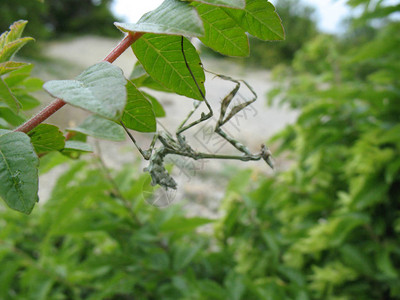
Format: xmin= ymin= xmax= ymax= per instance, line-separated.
xmin=121 ymin=36 xmax=274 ymax=190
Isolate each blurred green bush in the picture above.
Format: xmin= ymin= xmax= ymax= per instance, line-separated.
xmin=0 ymin=0 xmax=119 ymax=57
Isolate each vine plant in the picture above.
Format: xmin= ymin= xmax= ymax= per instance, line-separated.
xmin=0 ymin=0 xmax=284 ymax=214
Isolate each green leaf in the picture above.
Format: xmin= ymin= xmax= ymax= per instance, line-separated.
xmin=0 ymin=131 xmax=39 ymax=214
xmin=0 ymin=61 xmax=29 ymax=76
xmin=0 ymin=38 xmax=34 ymax=63
xmin=63 ymin=140 xmax=93 ymax=152
xmin=0 ymin=77 xmax=20 ymax=112
xmin=142 ymin=91 xmax=166 ymax=118
xmin=43 ymin=62 xmax=127 ymax=120
xmin=224 ymin=0 xmax=284 ymax=41
xmin=122 ymin=81 xmax=156 ymax=132
xmin=15 ymin=94 xmax=41 ymax=110
xmin=28 ymin=124 xmax=65 ymax=154
xmin=4 ymin=20 xmax=28 ymax=44
xmin=130 ymin=61 xmax=174 ymax=93
xmin=0 ymin=20 xmax=33 ymax=63
xmin=115 ymin=0 xmax=204 ymax=37
xmin=192 ymin=0 xmax=245 ymax=8
xmin=132 ymin=34 xmax=205 ymax=100
xmin=69 ymin=115 xmax=125 ymax=141
xmin=194 ymin=3 xmax=249 ymax=57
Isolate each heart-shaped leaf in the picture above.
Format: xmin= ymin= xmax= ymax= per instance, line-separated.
xmin=132 ymin=34 xmax=205 ymax=100
xmin=68 ymin=115 xmax=125 ymax=141
xmin=28 ymin=124 xmax=65 ymax=154
xmin=43 ymin=62 xmax=127 ymax=120
xmin=0 ymin=131 xmax=39 ymax=214
xmin=224 ymin=0 xmax=285 ymax=41
xmin=122 ymin=81 xmax=156 ymax=132
xmin=194 ymin=3 xmax=249 ymax=57
xmin=115 ymin=0 xmax=204 ymax=37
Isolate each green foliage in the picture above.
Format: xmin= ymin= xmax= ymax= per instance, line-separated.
xmin=0 ymin=159 xmax=219 ymax=299
xmin=0 ymin=0 xmax=284 ymax=213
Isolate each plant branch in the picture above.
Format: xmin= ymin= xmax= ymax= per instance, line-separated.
xmin=14 ymin=32 xmax=144 ymax=134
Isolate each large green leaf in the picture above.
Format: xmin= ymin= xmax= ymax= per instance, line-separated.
xmin=194 ymin=3 xmax=249 ymax=57
xmin=130 ymin=62 xmax=174 ymax=93
xmin=43 ymin=62 xmax=127 ymax=120
xmin=68 ymin=115 xmax=125 ymax=141
xmin=115 ymin=0 xmax=204 ymax=37
xmin=28 ymin=124 xmax=65 ymax=154
xmin=122 ymin=81 xmax=156 ymax=132
xmin=0 ymin=131 xmax=39 ymax=214
xmin=132 ymin=34 xmax=205 ymax=100
xmin=224 ymin=0 xmax=284 ymax=41
xmin=191 ymin=0 xmax=245 ymax=8
xmin=0 ymin=77 xmax=20 ymax=112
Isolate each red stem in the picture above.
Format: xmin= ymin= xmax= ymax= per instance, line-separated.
xmin=14 ymin=32 xmax=144 ymax=134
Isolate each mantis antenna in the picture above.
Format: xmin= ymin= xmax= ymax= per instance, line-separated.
xmin=122 ymin=36 xmax=274 ymax=190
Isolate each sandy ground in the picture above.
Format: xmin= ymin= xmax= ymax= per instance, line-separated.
xmin=37 ymin=35 xmax=297 ymax=215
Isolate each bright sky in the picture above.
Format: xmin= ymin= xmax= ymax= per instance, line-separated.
xmin=111 ymin=0 xmax=350 ymax=33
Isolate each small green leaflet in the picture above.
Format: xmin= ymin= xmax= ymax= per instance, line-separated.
xmin=0 ymin=131 xmax=39 ymax=214
xmin=115 ymin=0 xmax=204 ymax=37
xmin=28 ymin=124 xmax=65 ymax=154
xmin=0 ymin=20 xmax=34 ymax=63
xmin=0 ymin=61 xmax=28 ymax=76
xmin=224 ymin=0 xmax=284 ymax=41
xmin=142 ymin=91 xmax=166 ymax=118
xmin=68 ymin=115 xmax=126 ymax=141
xmin=194 ymin=3 xmax=249 ymax=57
xmin=122 ymin=81 xmax=156 ymax=132
xmin=43 ymin=62 xmax=127 ymax=121
xmin=132 ymin=34 xmax=205 ymax=101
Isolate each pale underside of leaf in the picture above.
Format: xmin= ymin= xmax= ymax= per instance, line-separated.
xmin=43 ymin=62 xmax=127 ymax=121
xmin=191 ymin=0 xmax=245 ymax=8
xmin=63 ymin=140 xmax=93 ymax=152
xmin=115 ymin=0 xmax=204 ymax=37
xmin=195 ymin=3 xmax=249 ymax=57
xmin=68 ymin=115 xmax=126 ymax=141
xmin=0 ymin=131 xmax=39 ymax=214
xmin=132 ymin=34 xmax=205 ymax=101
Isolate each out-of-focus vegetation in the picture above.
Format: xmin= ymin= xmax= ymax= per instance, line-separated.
xmin=1 ymin=0 xmax=399 ymax=299
xmin=0 ymin=0 xmax=119 ymax=56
